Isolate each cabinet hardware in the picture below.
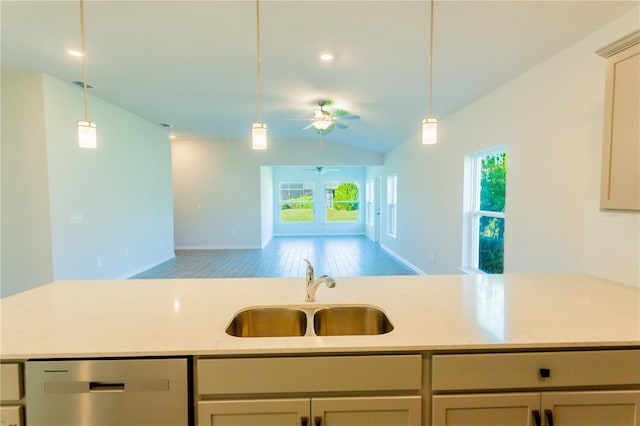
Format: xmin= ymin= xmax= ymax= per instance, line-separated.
xmin=301 ymin=416 xmax=309 ymax=426
xmin=539 ymin=368 xmax=551 ymax=378
xmin=314 ymin=416 xmax=322 ymax=426
xmin=532 ymin=409 xmax=541 ymax=426
xmin=544 ymin=409 xmax=554 ymax=426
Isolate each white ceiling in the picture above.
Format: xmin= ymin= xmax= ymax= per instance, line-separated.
xmin=1 ymin=1 xmax=636 ymax=153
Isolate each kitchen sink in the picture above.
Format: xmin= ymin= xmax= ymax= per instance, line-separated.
xmin=226 ymin=305 xmax=393 ymax=337
xmin=225 ymin=307 xmax=307 ymax=337
xmin=313 ymin=306 xmax=394 ymax=336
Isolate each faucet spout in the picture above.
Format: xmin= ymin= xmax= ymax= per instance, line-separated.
xmin=303 ymin=259 xmax=336 ymax=302
xmin=307 ymin=275 xmax=336 ymax=302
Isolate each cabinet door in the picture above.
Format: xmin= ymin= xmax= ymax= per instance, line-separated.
xmin=198 ymin=399 xmax=310 ymax=426
xmin=0 ymin=405 xmax=24 ymax=426
xmin=312 ymin=396 xmax=421 ymax=426
xmin=432 ymin=393 xmax=540 ymax=426
xmin=600 ymin=41 xmax=640 ymax=211
xmin=541 ymin=390 xmax=640 ymax=426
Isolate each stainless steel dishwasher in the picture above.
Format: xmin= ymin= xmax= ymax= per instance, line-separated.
xmin=25 ymin=358 xmax=188 ymax=426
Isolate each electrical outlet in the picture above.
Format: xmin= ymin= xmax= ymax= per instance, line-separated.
xmin=96 ymin=257 xmax=102 ymax=267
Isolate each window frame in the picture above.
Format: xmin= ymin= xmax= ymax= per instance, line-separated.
xmin=386 ymin=174 xmax=398 ymax=238
xmin=278 ymin=182 xmax=315 ymax=223
xmin=464 ymin=147 xmax=506 ymax=273
xmin=324 ymin=181 xmax=360 ymax=223
xmin=365 ymin=180 xmax=375 ymax=227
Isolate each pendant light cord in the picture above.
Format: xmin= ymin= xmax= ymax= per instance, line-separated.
xmin=428 ymin=0 xmax=434 ymax=117
xmin=80 ymin=0 xmax=89 ymax=121
xmin=256 ymin=0 xmax=262 ymax=122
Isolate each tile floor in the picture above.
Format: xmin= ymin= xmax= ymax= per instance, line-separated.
xmin=132 ymin=236 xmax=417 ymax=279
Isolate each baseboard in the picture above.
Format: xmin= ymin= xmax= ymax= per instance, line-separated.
xmin=118 ymin=253 xmax=176 ymax=279
xmin=273 ymin=232 xmax=367 ymax=237
xmin=379 ymin=244 xmax=427 ymax=275
xmin=174 ymin=245 xmax=262 ymax=250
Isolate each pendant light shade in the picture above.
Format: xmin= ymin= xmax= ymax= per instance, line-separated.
xmin=76 ymin=0 xmax=97 ymax=149
xmin=422 ymin=117 xmax=438 ymax=145
xmin=422 ymin=0 xmax=438 ymax=145
xmin=252 ymin=0 xmax=267 ymax=150
xmin=78 ymin=120 xmax=97 ymax=148
xmin=252 ymin=122 xmax=267 ymax=150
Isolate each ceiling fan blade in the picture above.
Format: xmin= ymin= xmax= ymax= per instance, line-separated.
xmin=340 ymin=114 xmax=360 ymax=120
xmin=302 ymin=123 xmax=315 ymax=130
xmin=335 ymin=122 xmax=348 ymax=129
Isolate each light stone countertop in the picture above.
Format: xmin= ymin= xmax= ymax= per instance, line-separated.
xmin=1 ymin=273 xmax=639 ymax=359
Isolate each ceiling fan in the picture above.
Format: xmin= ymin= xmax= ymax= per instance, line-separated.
xmin=303 ymin=166 xmax=340 ymax=175
xmin=301 ymin=100 xmax=360 ymax=136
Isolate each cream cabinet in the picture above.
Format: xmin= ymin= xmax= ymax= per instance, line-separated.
xmin=198 ymin=396 xmax=421 ymax=426
xmin=0 ymin=363 xmax=24 ymax=426
xmin=196 ymin=354 xmax=422 ymax=426
xmin=433 ymin=391 xmax=640 ymax=426
xmin=597 ymin=30 xmax=640 ymax=211
xmin=432 ymin=350 xmax=640 ymax=426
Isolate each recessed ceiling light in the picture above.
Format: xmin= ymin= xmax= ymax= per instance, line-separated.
xmin=67 ymin=49 xmax=83 ymax=57
xmin=169 ymin=134 xmax=176 ymax=139
xmin=320 ymin=53 xmax=334 ymax=61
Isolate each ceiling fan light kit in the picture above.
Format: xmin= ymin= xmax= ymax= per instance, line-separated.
xmin=422 ymin=0 xmax=438 ymax=145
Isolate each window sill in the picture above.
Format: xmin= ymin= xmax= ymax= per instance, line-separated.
xmin=458 ymin=267 xmax=485 ymax=275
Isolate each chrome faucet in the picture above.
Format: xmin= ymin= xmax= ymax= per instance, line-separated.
xmin=303 ymin=258 xmax=336 ymax=302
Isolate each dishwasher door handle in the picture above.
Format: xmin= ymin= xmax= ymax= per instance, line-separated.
xmin=44 ymin=379 xmax=169 ymax=394
xmin=89 ymin=381 xmax=125 ymax=392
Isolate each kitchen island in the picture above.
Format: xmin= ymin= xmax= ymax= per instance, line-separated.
xmin=1 ymin=273 xmax=639 ymax=425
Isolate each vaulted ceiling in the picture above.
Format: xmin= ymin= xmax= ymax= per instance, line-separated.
xmin=2 ymin=1 xmax=636 ymax=152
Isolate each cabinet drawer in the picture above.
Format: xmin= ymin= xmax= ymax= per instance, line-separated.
xmin=0 ymin=364 xmax=22 ymax=401
xmin=198 ymin=354 xmax=422 ymax=395
xmin=0 ymin=405 xmax=24 ymax=426
xmin=432 ymin=350 xmax=640 ymax=391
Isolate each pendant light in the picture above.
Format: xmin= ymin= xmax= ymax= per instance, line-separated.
xmin=251 ymin=0 xmax=267 ymax=150
xmin=76 ymin=0 xmax=97 ymax=149
xmin=422 ymin=0 xmax=438 ymax=145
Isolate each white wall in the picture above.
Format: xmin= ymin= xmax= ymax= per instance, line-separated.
xmin=368 ymin=8 xmax=640 ymax=287
xmin=273 ymin=166 xmax=366 ymax=236
xmin=1 ymin=70 xmax=176 ymax=296
xmin=1 ymin=70 xmax=54 ymax=297
xmin=172 ymin=138 xmax=382 ymax=248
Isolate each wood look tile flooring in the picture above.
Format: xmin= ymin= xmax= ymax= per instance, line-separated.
xmin=132 ymin=236 xmax=417 ymax=279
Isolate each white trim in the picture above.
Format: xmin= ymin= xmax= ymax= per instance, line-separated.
xmin=458 ymin=267 xmax=485 ymax=275
xmin=380 ymin=244 xmax=427 ymax=275
xmin=117 ymin=253 xmax=175 ymax=279
xmin=596 ymin=29 xmax=640 ymax=58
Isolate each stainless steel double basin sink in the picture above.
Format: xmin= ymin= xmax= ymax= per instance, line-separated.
xmin=226 ymin=305 xmax=393 ymax=337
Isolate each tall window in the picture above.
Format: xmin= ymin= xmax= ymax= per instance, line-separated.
xmin=366 ymin=180 xmax=375 ymax=227
xmin=325 ymin=182 xmax=359 ymax=222
xmin=466 ymin=149 xmax=507 ymax=273
xmin=387 ymin=174 xmax=397 ymax=237
xmin=280 ymin=182 xmax=314 ymax=222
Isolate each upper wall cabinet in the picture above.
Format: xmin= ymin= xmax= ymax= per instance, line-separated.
xmin=597 ymin=30 xmax=640 ymax=211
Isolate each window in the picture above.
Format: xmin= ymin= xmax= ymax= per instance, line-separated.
xmin=280 ymin=182 xmax=314 ymax=222
xmin=387 ymin=174 xmax=397 ymax=237
xmin=325 ymin=182 xmax=359 ymax=222
xmin=366 ymin=180 xmax=375 ymax=227
xmin=465 ymin=149 xmax=507 ymax=273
